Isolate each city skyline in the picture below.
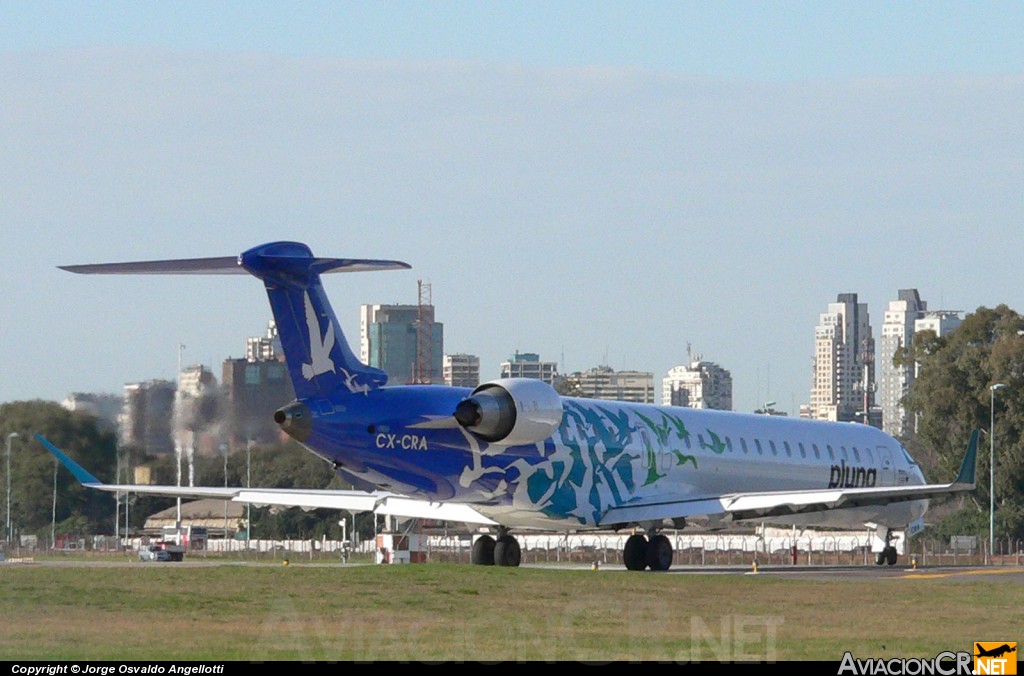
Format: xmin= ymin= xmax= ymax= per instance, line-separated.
xmin=51 ymin=285 xmax=965 ymax=425
xmin=2 ymin=7 xmax=1023 ymax=414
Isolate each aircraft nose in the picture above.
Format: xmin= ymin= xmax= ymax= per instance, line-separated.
xmin=275 ymin=401 xmax=312 ymax=441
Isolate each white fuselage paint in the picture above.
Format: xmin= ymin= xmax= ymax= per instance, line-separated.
xmin=469 ymin=400 xmax=929 ymax=531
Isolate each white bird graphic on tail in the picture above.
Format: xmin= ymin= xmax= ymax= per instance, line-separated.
xmin=301 ymin=291 xmax=336 ymax=380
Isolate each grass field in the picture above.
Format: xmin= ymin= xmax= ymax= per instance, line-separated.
xmin=0 ymin=561 xmax=1017 ymax=661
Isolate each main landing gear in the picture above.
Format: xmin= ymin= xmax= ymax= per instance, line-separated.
xmin=874 ymin=529 xmax=898 ymax=566
xmin=471 ymin=529 xmax=521 ymax=567
xmin=623 ymin=532 xmax=674 ymax=571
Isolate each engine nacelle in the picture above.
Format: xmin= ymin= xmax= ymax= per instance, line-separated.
xmin=453 ymin=378 xmax=563 ymax=446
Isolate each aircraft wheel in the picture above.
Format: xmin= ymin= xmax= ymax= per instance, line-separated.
xmin=646 ymin=534 xmax=674 ymax=572
xmin=874 ymin=551 xmax=885 ymax=566
xmin=623 ymin=534 xmax=649 ymax=571
xmin=885 ymin=547 xmax=897 ymax=566
xmin=494 ymin=535 xmax=522 ymax=567
xmin=471 ymin=535 xmax=495 ymax=566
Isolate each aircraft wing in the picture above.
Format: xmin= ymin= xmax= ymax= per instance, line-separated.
xmin=600 ymin=430 xmax=978 ymax=526
xmin=37 ymin=435 xmax=496 ymax=526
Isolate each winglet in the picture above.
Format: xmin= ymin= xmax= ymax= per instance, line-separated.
xmin=35 ymin=434 xmax=103 ymax=486
xmin=953 ymin=429 xmax=979 ymax=486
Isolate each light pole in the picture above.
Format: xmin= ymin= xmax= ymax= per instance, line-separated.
xmin=5 ymin=432 xmax=18 ymax=546
xmin=246 ymin=438 xmax=252 ymax=547
xmin=221 ymin=443 xmax=229 ymax=541
xmin=51 ymin=458 xmax=58 ymax=550
xmin=989 ymin=383 xmax=1007 ymax=563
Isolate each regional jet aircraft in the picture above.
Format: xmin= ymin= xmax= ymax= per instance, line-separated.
xmin=42 ymin=241 xmax=978 ymax=570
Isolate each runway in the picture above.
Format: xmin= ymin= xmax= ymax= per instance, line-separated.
xmin=12 ymin=557 xmax=1024 ymax=581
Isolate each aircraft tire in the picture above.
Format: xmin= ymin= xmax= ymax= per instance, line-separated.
xmin=472 ymin=535 xmax=496 ymax=566
xmin=874 ymin=551 xmax=885 ymax=566
xmin=494 ymin=535 xmax=522 ymax=567
xmin=623 ymin=533 xmax=648 ymax=571
xmin=885 ymin=547 xmax=897 ymax=566
xmin=646 ymin=534 xmax=673 ymax=572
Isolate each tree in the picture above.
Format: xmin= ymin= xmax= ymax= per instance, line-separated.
xmin=0 ymin=400 xmax=117 ymax=538
xmin=901 ymin=305 xmax=1024 ymax=540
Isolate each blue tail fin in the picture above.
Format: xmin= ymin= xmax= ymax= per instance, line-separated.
xmin=239 ymin=242 xmax=407 ymax=398
xmin=61 ymin=241 xmax=410 ymax=399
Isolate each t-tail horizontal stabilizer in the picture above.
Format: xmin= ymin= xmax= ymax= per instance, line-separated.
xmin=60 ymin=241 xmax=411 ymax=399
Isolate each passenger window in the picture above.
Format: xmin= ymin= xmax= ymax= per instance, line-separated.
xmin=740 ymin=438 xmax=749 ymax=454
xmin=697 ymin=434 xmax=706 ymax=449
xmin=853 ymin=447 xmax=861 ymax=463
xmin=827 ymin=445 xmax=835 ymax=460
xmin=684 ymin=434 xmax=692 ymax=449
xmin=813 ymin=444 xmax=821 ymax=460
xmin=754 ymin=439 xmax=763 ymax=455
xmin=798 ymin=443 xmax=807 ymax=458
xmin=840 ymin=446 xmax=849 ymax=461
xmin=725 ymin=437 xmax=734 ymax=453
xmin=866 ymin=449 xmax=874 ymax=464
xmin=769 ymin=440 xmax=778 ymax=456
xmin=783 ymin=441 xmax=792 ymax=457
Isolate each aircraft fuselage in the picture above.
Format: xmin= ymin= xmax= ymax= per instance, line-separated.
xmin=296 ymin=385 xmax=928 ymax=531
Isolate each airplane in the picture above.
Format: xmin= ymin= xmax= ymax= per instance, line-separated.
xmin=42 ymin=240 xmax=979 ymax=570
xmin=974 ymin=644 xmax=1016 ymax=659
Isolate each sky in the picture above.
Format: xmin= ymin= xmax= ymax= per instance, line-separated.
xmin=2 ymin=2 xmax=1024 ymax=414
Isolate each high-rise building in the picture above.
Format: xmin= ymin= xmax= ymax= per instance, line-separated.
xmin=879 ymin=290 xmax=927 ymax=438
xmin=569 ymin=366 xmax=655 ymax=403
xmin=175 ymin=365 xmax=221 ymax=456
xmin=119 ymin=380 xmax=176 ymax=454
xmin=914 ymin=310 xmax=962 ymax=339
xmin=221 ymin=357 xmax=294 ymax=451
xmin=360 ymin=303 xmax=444 ymax=384
xmin=809 ymin=293 xmax=875 ymax=424
xmin=246 ymin=320 xmax=282 ymax=363
xmin=499 ymin=351 xmax=558 ymax=384
xmin=61 ymin=392 xmax=123 ymax=433
xmin=662 ymin=361 xmax=733 ymax=410
xmin=221 ymin=322 xmax=297 ymax=451
xmin=443 ymin=354 xmax=480 ymax=388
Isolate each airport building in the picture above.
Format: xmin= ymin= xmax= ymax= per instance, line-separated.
xmin=567 ymin=366 xmax=655 ymax=403
xmin=662 ymin=360 xmax=733 ymax=410
xmin=360 ymin=302 xmax=444 ymax=384
xmin=443 ymin=353 xmax=480 ymax=388
xmin=499 ymin=351 xmax=558 ymax=385
xmin=808 ymin=293 xmax=876 ymax=424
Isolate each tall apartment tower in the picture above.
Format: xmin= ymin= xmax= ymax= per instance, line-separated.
xmin=443 ymin=353 xmax=480 ymax=388
xmin=118 ymin=380 xmax=176 ymax=454
xmin=360 ymin=303 xmax=444 ymax=384
xmin=246 ymin=320 xmax=282 ymax=362
xmin=499 ymin=351 xmax=558 ymax=385
xmin=662 ymin=360 xmax=733 ymax=410
xmin=879 ymin=290 xmax=927 ymax=438
xmin=809 ymin=293 xmax=875 ymax=423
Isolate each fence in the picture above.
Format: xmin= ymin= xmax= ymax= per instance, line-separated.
xmin=424 ymin=533 xmax=1024 ymax=567
xmin=4 ymin=532 xmax=1023 ymax=567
